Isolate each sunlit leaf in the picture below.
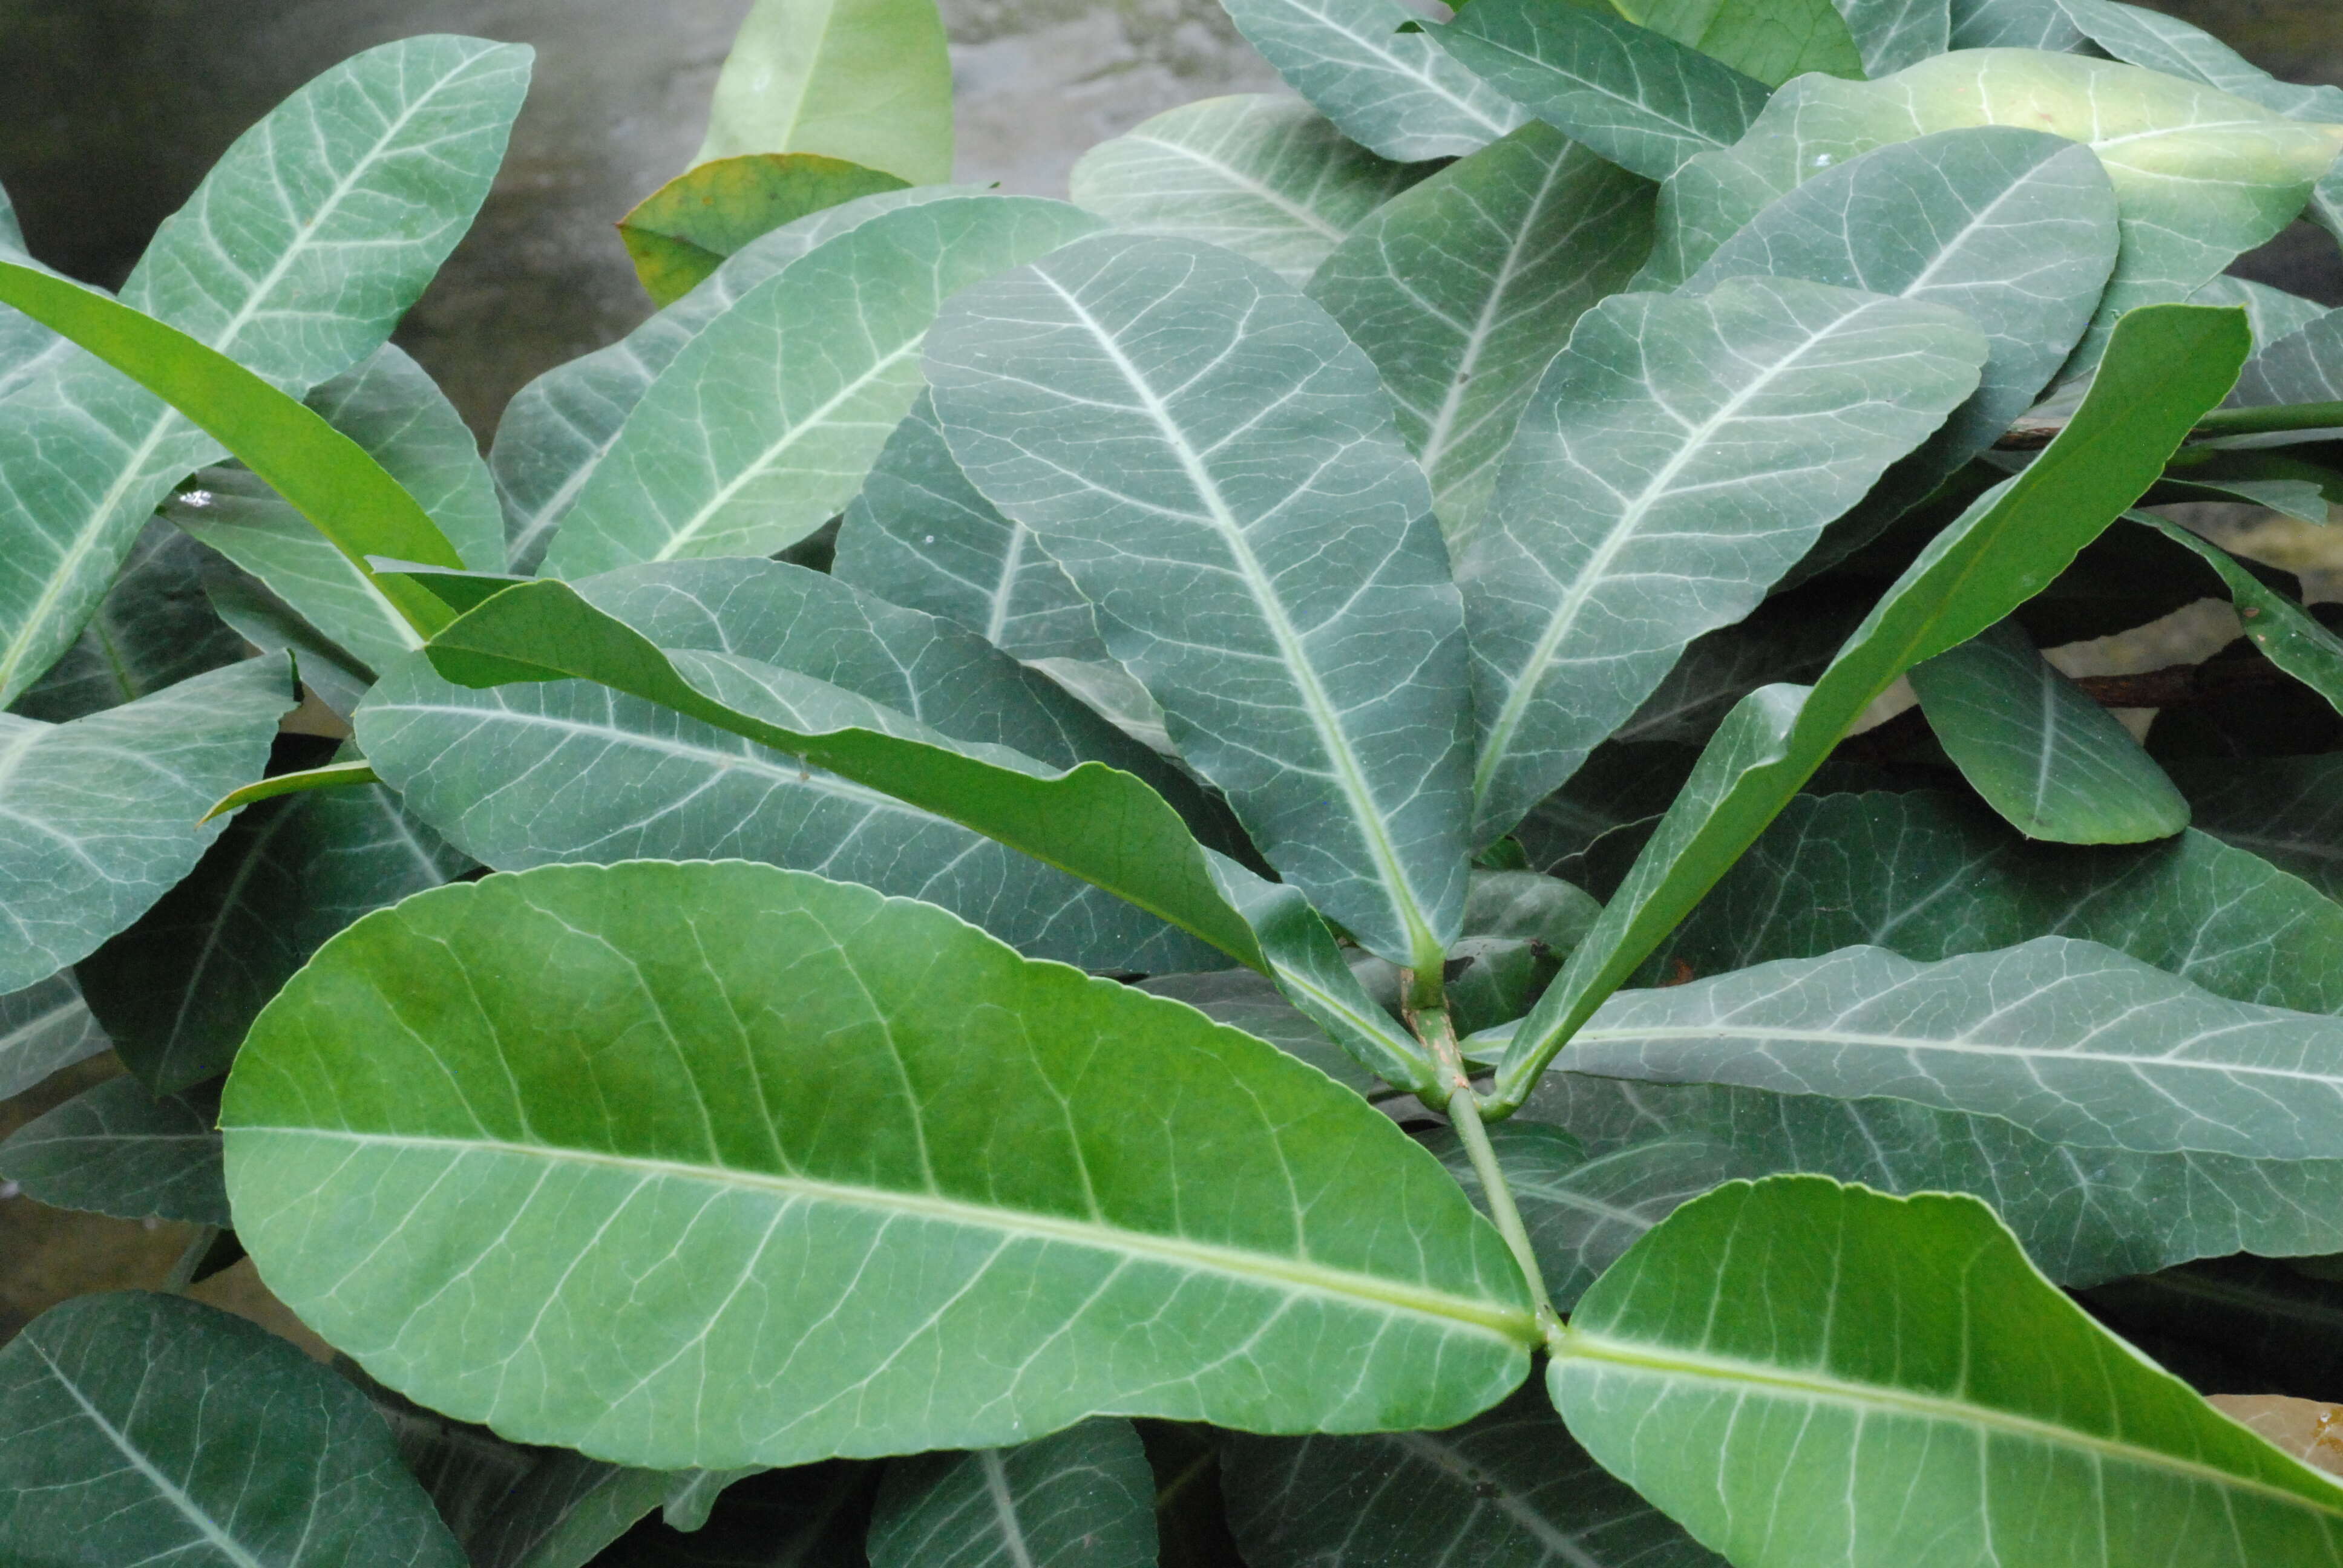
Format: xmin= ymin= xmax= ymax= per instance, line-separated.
xmin=693 ymin=0 xmax=952 ymax=183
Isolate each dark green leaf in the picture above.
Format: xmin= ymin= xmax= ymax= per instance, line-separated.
xmin=0 ymin=972 xmax=108 ymax=1101
xmin=1611 ymin=0 xmax=1864 ymax=85
xmin=2163 ymin=754 xmax=2343 ymax=902
xmin=0 ymin=1074 xmax=224 ymax=1224
xmin=11 ymin=519 xmax=246 ymax=723
xmin=868 ymin=1419 xmax=1156 ymax=1568
xmin=1832 ymin=0 xmax=1948 ymax=74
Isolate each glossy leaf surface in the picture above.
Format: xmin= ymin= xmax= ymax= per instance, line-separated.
xmin=1215 ymin=0 xmax=1525 ymax=161
xmin=222 ymin=861 xmax=1536 ymax=1468
xmin=692 ymin=0 xmax=952 ymax=182
xmin=868 ymin=1419 xmax=1157 ymax=1568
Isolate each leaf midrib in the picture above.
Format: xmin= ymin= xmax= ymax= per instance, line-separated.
xmin=233 ymin=1124 xmax=1541 ymax=1343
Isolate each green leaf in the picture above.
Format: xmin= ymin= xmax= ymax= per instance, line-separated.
xmin=2164 ymin=754 xmax=2343 ymax=903
xmin=222 ymin=861 xmax=1536 ymax=1468
xmin=2054 ymin=0 xmax=2343 ymax=122
xmin=470 ymin=1451 xmax=673 ymax=1568
xmin=2189 ymin=275 xmax=2333 ymax=347
xmin=0 ymin=658 xmax=291 ymax=993
xmin=1486 ymin=303 xmax=2251 ymax=1111
xmin=1645 ymin=789 xmax=2343 ymax=1016
xmin=619 ymin=154 xmax=911 ymax=307
xmin=1570 ymin=935 xmax=2343 ymax=1158
xmin=1910 ymin=618 xmax=2190 ymax=843
xmin=2231 ymin=307 xmax=2343 ymax=408
xmin=491 ymin=186 xmax=970 ymax=572
xmin=692 ymin=0 xmax=952 ymax=183
xmin=1830 ymin=0 xmax=1948 ymax=75
xmin=2132 ymin=512 xmax=2343 ymax=716
xmin=1223 ymin=1383 xmax=1725 ymax=1567
xmin=1611 ymin=0 xmax=1865 ymax=86
xmin=662 ymin=1468 xmax=764 ymax=1534
xmin=0 ymin=1291 xmax=465 ymax=1567
xmin=1138 ymin=970 xmax=1386 ymax=1097
xmin=203 ymin=563 xmax=375 ymax=719
xmin=164 ymin=344 xmax=506 ymax=676
xmin=10 ymin=518 xmax=247 ymax=723
xmin=1214 ymin=0 xmax=1526 ymax=161
xmin=868 ymin=1419 xmax=1158 ymax=1568
xmin=0 ymin=973 xmax=108 ymax=1100
xmin=1642 ymin=50 xmax=2343 ymax=363
xmin=1525 ymin=1069 xmax=2343 ymax=1288
xmin=1464 ymin=276 xmax=1988 ymax=845
xmin=1550 ymin=1177 xmax=2343 ymax=1567
xmin=1949 ymin=0 xmax=2086 ymax=49
xmin=928 ymin=232 xmax=1475 ymax=970
xmin=0 ymin=37 xmax=528 ymax=705
xmin=833 ymin=391 xmax=1109 ymax=664
xmin=1069 ymin=96 xmax=1430 ymax=287
xmin=359 ymin=564 xmax=1239 ymax=972
xmin=0 ymin=1075 xmax=224 ymax=1225
xmin=1682 ymin=128 xmax=2119 ymax=567
xmin=201 ymin=760 xmax=383 ymax=824
xmin=77 ymin=760 xmax=473 ymax=1095
xmin=1304 ymin=121 xmax=1656 ymax=545
xmin=541 ymin=195 xmax=1106 ymax=577
xmin=598 ymin=1463 xmax=879 ymax=1567
xmin=1428 ymin=0 xmax=1773 ymax=181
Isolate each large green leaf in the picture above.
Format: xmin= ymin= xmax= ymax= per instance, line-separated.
xmin=2055 ymin=0 xmax=2343 ymax=123
xmin=1067 ymin=96 xmax=1428 ymax=287
xmin=618 ymin=154 xmax=911 ymax=309
xmin=1610 ymin=0 xmax=1864 ymax=85
xmin=222 ymin=861 xmax=1536 ymax=1468
xmin=166 ymin=344 xmax=505 ymax=678
xmin=2164 ymin=754 xmax=2343 ymax=902
xmin=1463 ymin=275 xmax=1987 ymax=846
xmin=1910 ymin=618 xmax=2190 ymax=843
xmin=1647 ymin=789 xmax=2343 ymax=1014
xmin=0 ymin=973 xmax=108 ymax=1100
xmin=76 ymin=760 xmax=473 ymax=1095
xmin=1214 ymin=0 xmax=1525 ymax=161
xmin=0 ymin=37 xmax=526 ymax=705
xmin=927 ymin=232 xmax=1475 ymax=970
xmin=692 ymin=0 xmax=952 ymax=182
xmin=10 ymin=518 xmax=247 ymax=723
xmin=491 ymin=186 xmax=969 ymax=572
xmin=1568 ymin=935 xmax=2343 ymax=1158
xmin=1429 ymin=0 xmax=1773 ymax=181
xmin=1138 ymin=969 xmax=1384 ymax=1097
xmin=1485 ymin=303 xmax=2250 ymax=1111
xmin=1832 ymin=0 xmax=1948 ymax=74
xmin=1223 ymin=1384 xmax=1723 ymax=1567
xmin=470 ymin=1452 xmax=673 ymax=1568
xmin=1642 ymin=49 xmax=2343 ymax=364
xmin=868 ymin=1419 xmax=1157 ymax=1568
xmin=358 ymin=567 xmax=1241 ymax=972
xmin=1951 ymin=0 xmax=2088 ymax=50
xmin=831 ymin=391 xmax=1109 ymax=664
xmin=0 ymin=1076 xmax=224 ymax=1226
xmin=1304 ymin=121 xmax=1655 ymax=545
xmin=0 ymin=658 xmax=291 ymax=993
xmin=0 ymin=1291 xmax=465 ymax=1567
xmin=2189 ymin=275 xmax=2333 ymax=347
xmin=2230 ymin=308 xmax=2343 ymax=408
xmin=1550 ymin=1177 xmax=2343 ymax=1567
xmin=541 ymin=196 xmax=1106 ymax=577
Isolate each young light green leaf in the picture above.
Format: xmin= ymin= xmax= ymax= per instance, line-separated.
xmin=1570 ymin=935 xmax=2343 ymax=1158
xmin=2054 ymin=0 xmax=2343 ymax=122
xmin=1464 ymin=276 xmax=1988 ymax=845
xmin=223 ymin=861 xmax=1537 ymax=1468
xmin=2164 ymin=754 xmax=2343 ymax=903
xmin=1550 ymin=1177 xmax=2343 ymax=1568
xmin=202 ymin=760 xmax=384 ymax=824
xmin=1068 ymin=96 xmax=1429 ymax=287
xmin=927 ymin=232 xmax=1475 ymax=970
xmin=619 ymin=154 xmax=910 ymax=308
xmin=0 ymin=973 xmax=108 ymax=1102
xmin=1911 ymin=618 xmax=2190 ymax=843
xmin=868 ymin=1419 xmax=1157 ymax=1568
xmin=1214 ymin=0 xmax=1525 ymax=162
xmin=166 ymin=344 xmax=505 ymax=676
xmin=77 ymin=764 xmax=473 ymax=1095
xmin=2230 ymin=308 xmax=2343 ymax=408
xmin=1224 ymin=1383 xmax=1725 ymax=1568
xmin=1428 ymin=0 xmax=1773 ymax=181
xmin=11 ymin=518 xmax=247 ymax=724
xmin=1949 ymin=0 xmax=2086 ymax=49
xmin=1486 ymin=303 xmax=2251 ymax=1112
xmin=1643 ymin=50 xmax=2343 ymax=363
xmin=0 ymin=658 xmax=291 ymax=993
xmin=393 ymin=576 xmax=1267 ymax=970
xmin=1610 ymin=0 xmax=1864 ymax=86
xmin=542 ymin=196 xmax=1107 ymax=577
xmin=1305 ymin=121 xmax=1656 ymax=545
xmin=832 ymin=392 xmax=1109 ymax=664
xmin=491 ymin=186 xmax=973 ymax=572
xmin=0 ymin=1076 xmax=224 ymax=1226
xmin=1648 ymin=789 xmax=2343 ymax=1016
xmin=2131 ymin=512 xmax=2343 ymax=716
xmin=1831 ymin=0 xmax=1948 ymax=75
xmin=0 ymin=1291 xmax=465 ymax=1567
xmin=0 ymin=37 xmax=526 ymax=705
xmin=692 ymin=0 xmax=952 ymax=183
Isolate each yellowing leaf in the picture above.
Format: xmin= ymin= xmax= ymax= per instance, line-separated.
xmin=618 ymin=153 xmax=908 ymax=307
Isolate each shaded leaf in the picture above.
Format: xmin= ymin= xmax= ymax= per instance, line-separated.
xmin=0 ymin=972 xmax=108 ymax=1102
xmin=203 ymin=561 xmax=374 ymax=719
xmin=693 ymin=0 xmax=952 ymax=183
xmin=868 ymin=1419 xmax=1156 ymax=1568
xmin=2083 ymin=1256 xmax=2343 ymax=1405
xmin=2054 ymin=0 xmax=2343 ymax=122
xmin=2131 ymin=512 xmax=2343 ymax=718
xmin=1948 ymin=0 xmax=2087 ymax=49
xmin=1830 ymin=0 xmax=1948 ymax=75
xmin=1215 ymin=0 xmax=1525 ymax=162
xmin=594 ymin=1462 xmax=877 ymax=1567
xmin=472 ymin=1451 xmax=672 ymax=1568
xmin=1611 ymin=0 xmax=1864 ymax=86
xmin=2188 ymin=275 xmax=2333 ymax=348
xmin=619 ymin=154 xmax=909 ymax=308
xmin=2164 ymin=754 xmax=2343 ymax=902
xmin=0 ymin=1074 xmax=225 ymax=1226
xmin=2232 ymin=307 xmax=2343 ymax=409
xmin=11 ymin=518 xmax=246 ymax=724
xmin=1138 ymin=969 xmax=1384 ymax=1096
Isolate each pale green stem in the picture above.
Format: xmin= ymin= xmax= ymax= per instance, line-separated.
xmin=2189 ymin=400 xmax=2343 ymax=439
xmin=162 ymin=1226 xmax=221 ymax=1293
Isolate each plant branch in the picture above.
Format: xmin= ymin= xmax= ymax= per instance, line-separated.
xmin=162 ymin=1226 xmax=221 ymax=1293
xmin=1998 ymin=399 xmax=2343 ymax=451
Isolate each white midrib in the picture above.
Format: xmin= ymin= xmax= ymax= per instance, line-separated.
xmin=2029 ymin=646 xmax=2062 ymax=822
xmin=986 ymin=524 xmax=1030 ymax=646
xmin=1473 ymin=305 xmax=1859 ymax=810
xmin=978 ymin=1450 xmax=1040 ymax=1568
xmin=1133 ymin=136 xmax=1349 ymax=243
xmin=0 ymin=56 xmax=476 ymax=699
xmin=647 ymin=335 xmax=922 ymax=562
xmin=1292 ymin=0 xmax=1518 ymax=132
xmin=1039 ymin=270 xmax=1443 ymax=965
xmin=24 ymin=1336 xmax=272 ymax=1568
xmin=233 ymin=1125 xmax=1541 ymax=1342
xmin=1557 ymin=1327 xmax=2343 ymax=1515
xmin=1458 ymin=32 xmax=1709 ymax=136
